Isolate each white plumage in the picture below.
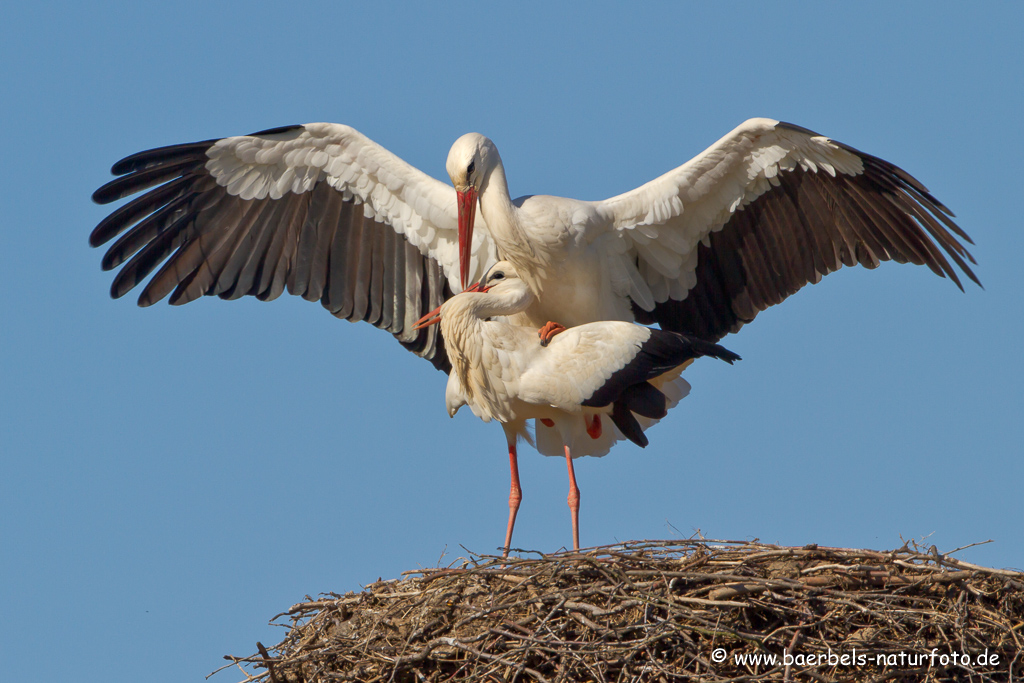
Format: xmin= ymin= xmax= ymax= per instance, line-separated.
xmin=202 ymin=123 xmax=492 ymax=288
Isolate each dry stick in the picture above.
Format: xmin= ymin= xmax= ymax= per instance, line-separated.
xmin=254 ymin=643 xmax=279 ymax=683
xmin=780 ymin=620 xmax=806 ymax=683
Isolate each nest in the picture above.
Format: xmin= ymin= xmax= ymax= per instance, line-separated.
xmin=222 ymin=540 xmax=1023 ymax=682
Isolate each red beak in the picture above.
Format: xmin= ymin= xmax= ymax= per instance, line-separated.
xmin=413 ymin=306 xmax=442 ymax=331
xmin=412 ymin=281 xmax=487 ymax=330
xmin=457 ymin=187 xmax=478 ymax=289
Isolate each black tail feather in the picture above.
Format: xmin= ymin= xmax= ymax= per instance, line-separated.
xmin=583 ymin=331 xmax=740 ymax=409
xmin=621 ymin=382 xmax=667 ymax=420
xmin=586 ymin=330 xmax=740 ymax=449
xmin=611 ymin=400 xmax=649 ymax=448
xmin=641 ymin=331 xmax=741 ymax=374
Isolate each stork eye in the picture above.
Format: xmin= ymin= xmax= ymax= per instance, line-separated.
xmin=467 ymin=161 xmax=475 ymax=176
xmin=491 ymin=271 xmax=504 ymax=281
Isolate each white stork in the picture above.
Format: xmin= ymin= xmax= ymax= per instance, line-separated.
xmin=91 ymin=118 xmax=978 ymax=373
xmin=413 ymin=261 xmax=740 ymax=553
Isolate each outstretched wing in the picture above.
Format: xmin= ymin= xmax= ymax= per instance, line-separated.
xmin=91 ymin=123 xmax=498 ymax=370
xmin=599 ymin=118 xmax=979 ymax=341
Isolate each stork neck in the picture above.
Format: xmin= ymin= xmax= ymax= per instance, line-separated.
xmin=439 ymin=283 xmax=534 ymax=356
xmin=479 ymin=163 xmax=532 ymax=262
xmin=467 ymin=282 xmax=534 ymax=320
xmin=440 ymin=282 xmax=533 ymax=417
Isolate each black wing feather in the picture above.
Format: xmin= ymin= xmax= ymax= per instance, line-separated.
xmin=92 ymin=128 xmax=452 ymax=371
xmin=651 ymin=122 xmax=979 ymax=342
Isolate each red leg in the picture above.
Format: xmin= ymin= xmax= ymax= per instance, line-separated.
xmin=503 ymin=438 xmax=523 ymax=558
xmin=564 ymin=445 xmax=580 ymax=551
xmin=538 ymin=321 xmax=567 ymax=347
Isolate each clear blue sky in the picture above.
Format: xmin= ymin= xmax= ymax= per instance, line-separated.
xmin=2 ymin=3 xmax=1021 ymax=682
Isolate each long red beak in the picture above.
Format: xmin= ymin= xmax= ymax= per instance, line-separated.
xmin=413 ymin=281 xmax=486 ymax=330
xmin=457 ymin=187 xmax=478 ymax=289
xmin=413 ymin=306 xmax=442 ymax=331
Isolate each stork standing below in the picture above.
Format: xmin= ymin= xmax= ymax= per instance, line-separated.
xmin=90 ymin=118 xmax=979 ymax=374
xmin=414 ymin=262 xmax=740 ymax=554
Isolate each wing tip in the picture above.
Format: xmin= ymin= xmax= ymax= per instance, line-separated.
xmin=248 ymin=124 xmax=305 ymax=138
xmin=91 ymin=180 xmax=124 ymax=206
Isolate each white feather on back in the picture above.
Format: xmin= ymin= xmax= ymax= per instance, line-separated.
xmin=515 ymin=323 xmax=652 ymax=410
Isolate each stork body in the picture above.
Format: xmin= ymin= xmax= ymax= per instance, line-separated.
xmin=416 ymin=262 xmax=739 ymax=554
xmin=91 ymin=119 xmax=979 ymax=374
xmin=447 ymin=139 xmax=629 ymax=329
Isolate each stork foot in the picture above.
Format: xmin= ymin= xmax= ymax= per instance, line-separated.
xmin=538 ymin=321 xmax=567 ymax=347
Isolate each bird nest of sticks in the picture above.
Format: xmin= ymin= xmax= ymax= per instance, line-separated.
xmin=221 ymin=540 xmax=1023 ymax=682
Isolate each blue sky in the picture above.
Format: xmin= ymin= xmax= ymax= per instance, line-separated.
xmin=2 ymin=3 xmax=1022 ymax=682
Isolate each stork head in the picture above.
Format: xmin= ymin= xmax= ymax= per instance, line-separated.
xmin=479 ymin=260 xmax=526 ymax=294
xmin=447 ymin=133 xmax=500 ymax=289
xmin=473 ymin=261 xmax=534 ymax=318
xmin=413 ymin=260 xmax=532 ymax=330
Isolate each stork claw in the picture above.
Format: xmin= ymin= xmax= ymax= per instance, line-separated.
xmin=538 ymin=321 xmax=567 ymax=347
